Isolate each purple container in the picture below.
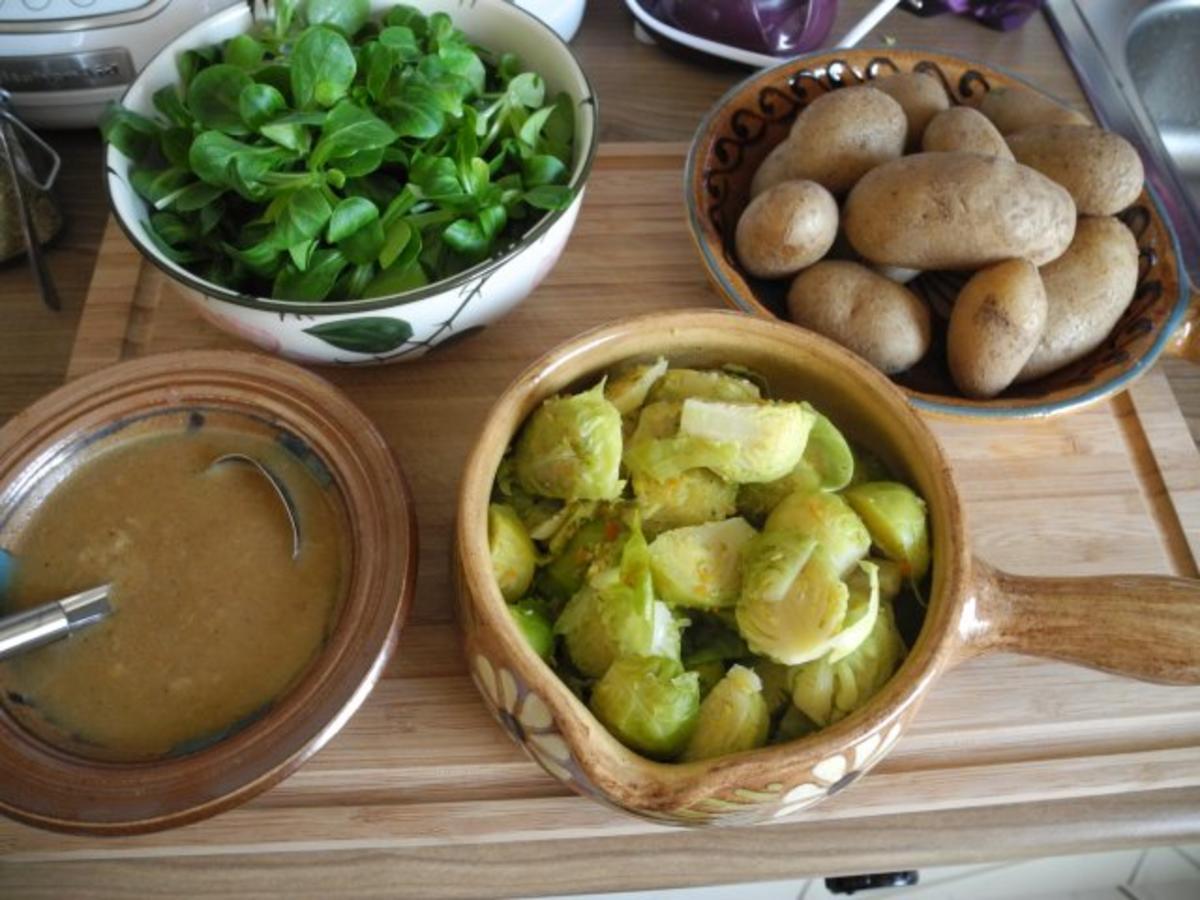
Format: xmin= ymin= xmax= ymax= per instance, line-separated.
xmin=635 ymin=0 xmax=837 ymax=57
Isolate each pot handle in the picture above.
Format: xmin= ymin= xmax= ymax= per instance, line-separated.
xmin=1166 ymin=283 xmax=1199 ymax=363
xmin=959 ymin=559 xmax=1200 ymax=685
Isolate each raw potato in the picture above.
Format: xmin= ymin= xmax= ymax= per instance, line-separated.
xmin=875 ymin=72 xmax=950 ymax=148
xmin=843 ymin=152 xmax=1076 ymax=270
xmin=787 ymin=260 xmax=932 ymax=374
xmin=921 ymin=107 xmax=1012 ymax=159
xmin=1016 ymin=216 xmax=1140 ymax=382
xmin=782 ymin=86 xmax=907 ymax=194
xmin=735 ymin=181 xmax=838 ymax=278
xmin=948 ymin=259 xmax=1047 ymax=398
xmin=979 ymin=86 xmax=1090 ymax=135
xmin=1007 ymin=124 xmax=1144 ymax=216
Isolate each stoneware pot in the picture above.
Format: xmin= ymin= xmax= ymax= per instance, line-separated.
xmin=0 ymin=351 xmax=416 ymax=834
xmin=105 ymin=0 xmax=598 ymax=366
xmin=455 ymin=310 xmax=1200 ymax=826
xmin=686 ymin=49 xmax=1200 ymax=419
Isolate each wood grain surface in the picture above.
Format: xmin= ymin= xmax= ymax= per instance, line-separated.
xmin=1 ymin=2 xmax=1199 ymax=895
xmin=1 ymin=142 xmax=1197 ymax=895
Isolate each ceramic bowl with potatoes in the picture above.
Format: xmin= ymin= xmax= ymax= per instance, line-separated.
xmin=687 ymin=50 xmax=1199 ymax=419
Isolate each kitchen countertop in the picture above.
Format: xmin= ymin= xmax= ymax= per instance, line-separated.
xmin=0 ymin=2 xmax=1198 ymax=896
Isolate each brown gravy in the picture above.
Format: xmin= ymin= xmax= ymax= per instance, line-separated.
xmin=0 ymin=427 xmax=346 ymax=761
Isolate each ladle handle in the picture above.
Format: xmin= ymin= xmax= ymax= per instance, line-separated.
xmin=0 ymin=585 xmax=110 ymax=662
xmin=961 ymin=559 xmax=1200 ymax=685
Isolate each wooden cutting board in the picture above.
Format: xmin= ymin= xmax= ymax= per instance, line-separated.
xmin=3 ymin=144 xmax=1199 ymax=889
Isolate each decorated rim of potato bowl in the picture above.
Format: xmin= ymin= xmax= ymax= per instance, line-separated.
xmin=683 ymin=46 xmax=1192 ymax=421
xmin=103 ymin=0 xmax=600 ymax=316
xmin=457 ymin=309 xmax=973 ymax=815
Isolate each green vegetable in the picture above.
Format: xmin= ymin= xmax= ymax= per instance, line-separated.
xmin=101 ymin=2 xmax=576 ymax=302
xmin=605 ymin=357 xmax=668 ymax=417
xmin=537 ymin=506 xmax=628 ymax=601
xmin=514 ymin=382 xmax=624 ymax=502
xmin=488 ymin=503 xmax=537 ymax=602
xmin=826 ymin=559 xmax=880 ymax=663
xmin=763 ymin=490 xmax=870 ymax=576
xmin=689 ymin=660 xmax=727 ymax=699
xmin=680 ymin=664 xmax=769 ymax=762
xmin=844 ymin=482 xmax=931 ymax=581
xmin=590 ymin=656 xmax=700 ymax=759
xmin=737 ymin=411 xmax=856 ymax=521
xmin=509 ymin=600 xmax=554 ymax=660
xmin=631 ymin=468 xmax=738 ymax=537
xmin=648 ymin=517 xmax=757 ymax=609
xmin=677 ymin=400 xmax=816 ymax=484
xmin=647 ymin=368 xmax=762 ymax=404
xmin=754 ymin=660 xmax=794 ymax=717
xmin=736 ymin=533 xmax=848 ymax=665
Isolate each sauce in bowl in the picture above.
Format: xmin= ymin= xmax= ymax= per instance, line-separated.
xmin=0 ymin=423 xmax=346 ymax=761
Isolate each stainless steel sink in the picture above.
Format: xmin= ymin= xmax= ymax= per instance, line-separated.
xmin=1045 ymin=0 xmax=1200 ymax=283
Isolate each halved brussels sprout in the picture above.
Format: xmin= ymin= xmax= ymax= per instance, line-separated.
xmin=849 ymin=557 xmax=902 ymax=602
xmin=632 ymin=469 xmax=738 ymax=536
xmin=624 ymin=401 xmax=739 ymax=482
xmin=754 ymin=660 xmax=795 ymax=717
xmin=515 ymin=382 xmax=624 ymax=501
xmin=605 ymin=357 xmax=668 ymax=417
xmin=678 ymin=400 xmax=816 ymax=484
xmin=647 ymin=368 xmax=761 ymax=404
xmin=590 ymin=656 xmax=700 ymax=759
xmin=680 ymin=664 xmax=770 ymax=762
xmin=508 ymin=600 xmax=554 ymax=661
xmin=844 ymin=481 xmax=930 ymax=581
xmin=764 ymin=490 xmax=871 ymax=576
xmin=649 ymin=517 xmax=758 ymax=609
xmin=790 ymin=601 xmax=907 ymax=727
xmin=736 ymin=533 xmax=849 ymax=665
xmin=827 ymin=560 xmax=880 ymax=663
xmin=690 ymin=659 xmax=727 ymax=699
xmin=537 ymin=507 xmax=629 ymax=601
xmin=489 ymin=503 xmax=538 ymax=601
xmin=847 ymin=446 xmax=892 ymax=487
xmin=494 ymin=457 xmax=564 ymax=534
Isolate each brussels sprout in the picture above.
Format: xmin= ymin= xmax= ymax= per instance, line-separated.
xmin=632 ymin=469 xmax=738 ymax=536
xmin=736 ymin=533 xmax=848 ymax=665
xmin=605 ymin=357 xmax=668 ymax=416
xmin=647 ymin=368 xmax=761 ymax=404
xmin=538 ymin=507 xmax=628 ymax=601
xmin=736 ymin=412 xmax=856 ymax=521
xmin=847 ymin=446 xmax=892 ymax=487
xmin=764 ymin=491 xmax=870 ymax=576
xmin=690 ymin=659 xmax=727 ymax=699
xmin=677 ymin=399 xmax=816 ymax=484
xmin=590 ymin=656 xmax=700 ymax=759
xmin=528 ymin=500 xmax=598 ymax=547
xmin=844 ymin=481 xmax=930 ymax=581
xmin=772 ymin=703 xmax=819 ymax=744
xmin=849 ymin=557 xmax=902 ymax=602
xmin=648 ymin=517 xmax=758 ymax=609
xmin=489 ymin=504 xmax=538 ymax=602
xmin=680 ymin=664 xmax=770 ymax=762
xmin=827 ymin=560 xmax=880 ymax=663
xmin=790 ymin=602 xmax=907 ymax=727
xmin=494 ymin=457 xmax=564 ymax=534
xmin=515 ymin=382 xmax=624 ymax=501
xmin=681 ymin=610 xmax=749 ymax=668
xmin=754 ymin=660 xmax=795 ymax=717
xmin=508 ymin=600 xmax=554 ymax=661
xmin=554 ymin=526 xmax=681 ymax=677
xmin=624 ymin=401 xmax=739 ymax=482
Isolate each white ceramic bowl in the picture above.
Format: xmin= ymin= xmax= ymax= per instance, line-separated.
xmin=105 ymin=0 xmax=598 ymax=365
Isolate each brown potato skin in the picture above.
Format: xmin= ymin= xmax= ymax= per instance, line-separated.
xmin=735 ymin=180 xmax=839 ymax=279
xmin=1015 ymin=217 xmax=1139 ymax=382
xmin=979 ymin=86 xmax=1090 ymax=135
xmin=1006 ymin=124 xmax=1144 ymax=216
xmin=874 ymin=72 xmax=950 ymax=149
xmin=843 ymin=152 xmax=1077 ymax=270
xmin=780 ymin=86 xmax=907 ymax=194
xmin=786 ymin=260 xmax=932 ymax=374
xmin=922 ymin=107 xmax=1013 ymax=159
xmin=948 ymin=259 xmax=1048 ymax=398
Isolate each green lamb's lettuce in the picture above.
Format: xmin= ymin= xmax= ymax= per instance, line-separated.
xmin=680 ymin=664 xmax=770 ymax=762
xmin=590 ymin=656 xmax=700 ymax=760
xmin=514 ymin=383 xmax=624 ymax=502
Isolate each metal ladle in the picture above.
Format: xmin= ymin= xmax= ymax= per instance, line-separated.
xmin=0 ymin=455 xmax=301 ymax=663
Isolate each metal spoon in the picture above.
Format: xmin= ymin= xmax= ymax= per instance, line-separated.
xmin=0 ymin=454 xmax=302 ymax=662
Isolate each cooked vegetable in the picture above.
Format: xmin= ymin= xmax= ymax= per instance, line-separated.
xmin=948 ymin=258 xmax=1048 ymax=399
xmin=680 ymin=664 xmax=770 ymax=762
xmin=590 ymin=656 xmax=700 ymax=759
xmin=875 ymin=72 xmax=950 ymax=149
xmin=647 ymin=368 xmax=761 ymax=404
xmin=849 ymin=556 xmax=903 ymax=602
xmin=514 ymin=382 xmax=624 ymax=501
xmin=979 ymin=85 xmax=1089 ymax=135
xmin=605 ymin=358 xmax=668 ymax=417
xmin=787 ymin=261 xmax=932 ymax=375
xmin=826 ymin=560 xmax=879 ymax=662
xmin=101 ymin=1 xmax=576 ymax=302
xmin=676 ymin=399 xmax=815 ymax=484
xmin=1006 ymin=124 xmax=1144 ymax=217
xmin=736 ymin=533 xmax=848 ymax=665
xmin=537 ymin=506 xmax=628 ymax=601
xmin=843 ymin=152 xmax=1076 ymax=269
xmin=1017 ymin=216 xmax=1139 ymax=382
xmin=764 ymin=490 xmax=870 ymax=577
xmin=632 ymin=469 xmax=738 ymax=536
xmin=844 ymin=482 xmax=930 ymax=581
xmin=735 ymin=180 xmax=838 ymax=279
xmin=649 ymin=517 xmax=758 ymax=609
xmin=737 ymin=410 xmax=855 ymax=520
xmin=921 ymin=106 xmax=1012 ymax=159
xmin=508 ymin=600 xmax=554 ymax=660
xmin=754 ymin=659 xmax=795 ymax=717
xmin=488 ymin=503 xmax=537 ymax=601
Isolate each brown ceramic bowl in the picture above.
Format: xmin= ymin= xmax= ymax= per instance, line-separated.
xmin=0 ymin=351 xmax=416 ymax=834
xmin=686 ymin=49 xmax=1200 ymax=420
xmin=456 ymin=310 xmax=1200 ymax=825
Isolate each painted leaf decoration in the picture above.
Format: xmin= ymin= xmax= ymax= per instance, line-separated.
xmin=304 ymin=317 xmax=414 ymax=353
